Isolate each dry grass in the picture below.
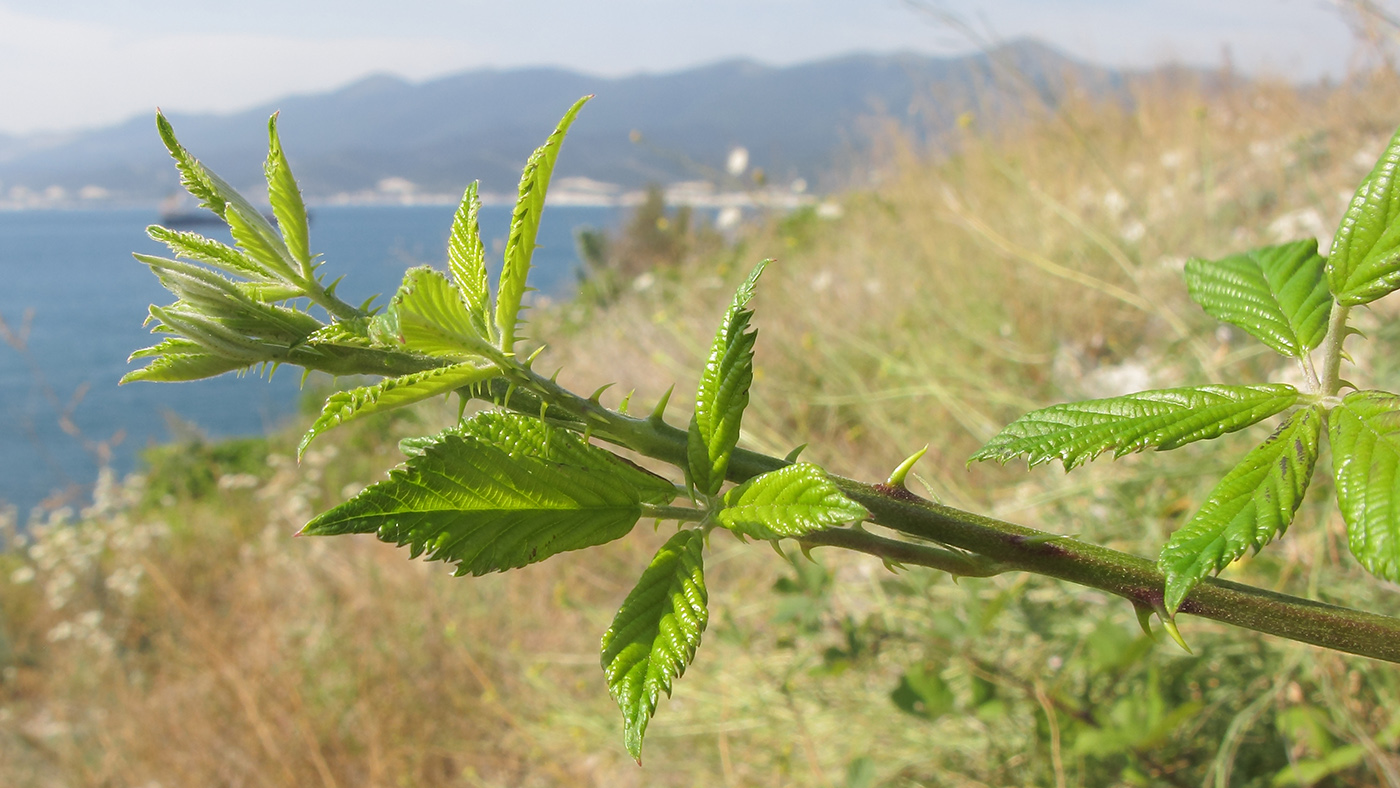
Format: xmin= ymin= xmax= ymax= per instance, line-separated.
xmin=5 ymin=65 xmax=1400 ymax=786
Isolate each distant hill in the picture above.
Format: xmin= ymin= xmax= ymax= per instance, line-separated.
xmin=0 ymin=39 xmax=1127 ymax=208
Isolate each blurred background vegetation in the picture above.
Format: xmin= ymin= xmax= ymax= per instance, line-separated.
xmin=6 ymin=39 xmax=1400 ymax=788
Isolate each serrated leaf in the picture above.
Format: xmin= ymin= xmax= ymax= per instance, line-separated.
xmin=156 ymin=111 xmax=298 ymax=282
xmin=455 ymin=411 xmax=676 ymax=505
xmin=496 ymin=96 xmax=591 ymax=350
xmin=392 ymin=266 xmax=498 ymax=359
xmin=299 ymin=363 xmax=497 ymax=457
xmin=971 ymin=384 xmax=1300 ymax=470
xmin=1328 ymin=125 xmax=1400 ymax=305
xmin=448 ymin=181 xmax=493 ymax=341
xmin=301 ymin=433 xmax=643 ymax=575
xmin=600 ymin=528 xmax=708 ymax=763
xmin=1158 ymin=406 xmax=1321 ymax=613
xmin=146 ymin=225 xmax=279 ymax=282
xmin=136 ymin=254 xmax=322 ymax=343
xmin=147 ymin=304 xmax=271 ymax=361
xmin=1329 ymin=391 xmax=1400 ymax=582
xmin=306 ymin=319 xmax=373 ymax=347
xmin=1184 ymin=240 xmax=1332 ymax=357
xmin=688 ymin=260 xmax=768 ymax=496
xmin=716 ymin=462 xmax=866 ymax=540
xmin=122 ymin=338 xmax=251 ymax=383
xmin=265 ymin=113 xmax=312 ymax=272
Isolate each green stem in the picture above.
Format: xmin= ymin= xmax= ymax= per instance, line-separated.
xmin=641 ymin=504 xmax=707 ymax=523
xmin=477 ymin=373 xmax=1400 ymax=664
xmin=298 ymin=275 xmax=365 ymax=322
xmin=799 ymin=528 xmax=1006 ymax=577
xmin=1320 ymin=303 xmax=1352 ymax=397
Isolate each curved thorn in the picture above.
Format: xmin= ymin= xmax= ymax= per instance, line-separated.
xmin=882 ymin=558 xmax=906 ymax=573
xmin=550 ymin=367 xmax=563 ymax=383
xmin=524 ymin=345 xmax=547 ymax=368
xmin=887 ymin=445 xmax=929 ymax=489
xmin=589 ymin=381 xmax=616 ymax=404
xmin=1133 ymin=602 xmax=1156 ymax=638
xmin=1160 ymin=614 xmax=1192 ymax=654
xmin=784 ymin=443 xmax=808 ymax=463
xmin=619 ymin=389 xmax=635 ymax=414
xmin=649 ymin=384 xmax=675 ymax=423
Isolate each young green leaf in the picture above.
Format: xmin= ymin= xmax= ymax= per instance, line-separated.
xmin=265 ymin=113 xmax=312 ymax=273
xmin=135 ymin=254 xmax=323 ymax=343
xmin=391 ymin=266 xmax=500 ymax=360
xmin=1329 ymin=391 xmax=1400 ymax=582
xmin=687 ymin=260 xmax=769 ymax=496
xmin=716 ymin=462 xmax=866 ymax=540
xmin=122 ymin=338 xmax=251 ymax=383
xmin=302 ymin=432 xmax=644 ymax=575
xmin=299 ymin=362 xmax=497 ymax=458
xmin=1184 ymin=240 xmax=1332 ymax=357
xmin=156 ymin=111 xmax=298 ymax=282
xmin=1328 ymin=124 xmax=1400 ymax=305
xmin=447 ymin=181 xmax=493 ymax=342
xmin=600 ymin=528 xmax=708 ymax=763
xmin=1158 ymin=405 xmax=1321 ymax=613
xmin=454 ymin=411 xmax=676 ymax=505
xmin=146 ymin=225 xmax=279 ymax=282
xmin=971 ymin=384 xmax=1300 ymax=470
xmin=496 ymin=96 xmax=591 ymax=350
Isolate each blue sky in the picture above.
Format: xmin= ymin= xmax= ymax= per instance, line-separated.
xmin=0 ymin=0 xmax=1359 ymax=136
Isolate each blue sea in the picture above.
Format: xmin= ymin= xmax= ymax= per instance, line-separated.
xmin=0 ymin=204 xmax=620 ymax=517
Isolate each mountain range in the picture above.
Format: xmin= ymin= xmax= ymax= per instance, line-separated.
xmin=0 ymin=40 xmax=1127 ymax=208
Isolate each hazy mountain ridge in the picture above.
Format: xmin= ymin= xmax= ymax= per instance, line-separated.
xmin=0 ymin=40 xmax=1127 ymax=208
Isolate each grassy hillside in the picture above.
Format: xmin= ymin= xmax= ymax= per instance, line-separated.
xmin=4 ymin=69 xmax=1400 ymax=786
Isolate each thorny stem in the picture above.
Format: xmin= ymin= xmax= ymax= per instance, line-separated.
xmin=475 ymin=371 xmax=1400 ymax=664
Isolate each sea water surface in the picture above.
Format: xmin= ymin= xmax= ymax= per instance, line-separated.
xmin=0 ymin=204 xmax=619 ymax=516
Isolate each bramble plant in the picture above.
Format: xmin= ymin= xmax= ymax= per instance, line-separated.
xmin=126 ymin=97 xmax=1400 ymax=761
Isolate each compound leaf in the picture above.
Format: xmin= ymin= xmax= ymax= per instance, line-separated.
xmin=299 ymin=362 xmax=497 ymax=458
xmin=447 ymin=181 xmax=493 ymax=342
xmin=301 ymin=432 xmax=643 ymax=576
xmin=600 ymin=528 xmax=708 ymax=763
xmin=497 ymin=96 xmax=590 ymax=350
xmin=391 ymin=266 xmax=498 ymax=359
xmin=1184 ymin=240 xmax=1331 ymax=357
xmin=688 ymin=260 xmax=768 ymax=496
xmin=265 ymin=113 xmax=312 ymax=272
xmin=972 ymin=384 xmax=1300 ymax=470
xmin=1329 ymin=391 xmax=1400 ymax=582
xmin=1328 ymin=124 xmax=1400 ymax=305
xmin=716 ymin=462 xmax=866 ymax=540
xmin=1158 ymin=406 xmax=1321 ymax=613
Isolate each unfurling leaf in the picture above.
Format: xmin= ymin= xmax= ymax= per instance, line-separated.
xmin=447 ymin=181 xmax=493 ymax=342
xmin=299 ymin=363 xmax=498 ymax=458
xmin=391 ymin=266 xmax=498 ymax=359
xmin=497 ymin=96 xmax=591 ymax=350
xmin=301 ymin=431 xmax=643 ymax=575
xmin=1184 ymin=240 xmax=1331 ymax=357
xmin=156 ymin=111 xmax=298 ymax=282
xmin=717 ymin=462 xmax=866 ymax=539
xmin=688 ymin=260 xmax=769 ymax=496
xmin=600 ymin=528 xmax=708 ymax=762
xmin=122 ymin=338 xmax=251 ymax=383
xmin=146 ymin=225 xmax=279 ymax=282
xmin=1158 ymin=406 xmax=1321 ymax=613
xmin=1328 ymin=124 xmax=1400 ymax=305
xmin=970 ymin=384 xmax=1300 ymax=470
xmin=265 ymin=113 xmax=313 ymax=273
xmin=1329 ymin=391 xmax=1400 ymax=582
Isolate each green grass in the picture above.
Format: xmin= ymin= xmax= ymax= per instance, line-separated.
xmin=4 ymin=70 xmax=1400 ymax=786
